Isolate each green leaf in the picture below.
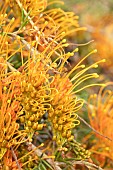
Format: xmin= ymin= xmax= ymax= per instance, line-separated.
xmin=38 ymin=162 xmax=47 ymax=170
xmin=20 ymin=10 xmax=31 ymax=29
xmin=42 ymin=160 xmax=54 ymax=170
xmin=21 ymin=9 xmax=25 ymax=22
xmin=32 ymin=166 xmax=39 ymax=170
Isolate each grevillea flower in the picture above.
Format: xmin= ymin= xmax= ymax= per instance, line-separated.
xmin=8 ymin=0 xmax=86 ymax=58
xmin=18 ymin=60 xmax=52 ymax=139
xmin=15 ymin=45 xmax=106 ymax=148
xmin=63 ymin=141 xmax=91 ymax=161
xmin=84 ymin=14 xmax=113 ymax=73
xmin=0 ymin=2 xmax=22 ymax=70
xmin=47 ymin=48 xmax=105 ymax=147
xmin=0 ymin=0 xmax=108 ymax=168
xmin=92 ymin=25 xmax=113 ymax=72
xmin=49 ymin=75 xmax=83 ymax=146
xmin=7 ymin=0 xmax=47 ymax=16
xmin=25 ymin=8 xmax=86 ymax=56
xmin=88 ymin=83 xmax=113 ymax=163
xmin=0 ymin=75 xmax=26 ymax=161
xmin=0 ymin=4 xmax=15 ymax=56
xmin=3 ymin=150 xmax=22 ymax=170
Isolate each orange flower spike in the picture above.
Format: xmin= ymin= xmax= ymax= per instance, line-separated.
xmin=47 ymin=48 xmax=106 ymax=147
xmin=86 ymin=15 xmax=113 ymax=71
xmin=0 ymin=75 xmax=25 ymax=160
xmin=88 ymin=83 xmax=113 ymax=160
xmin=18 ymin=60 xmax=51 ymax=139
xmin=49 ymin=74 xmax=82 ymax=146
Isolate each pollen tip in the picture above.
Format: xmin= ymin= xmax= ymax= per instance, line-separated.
xmin=4 ymin=14 xmax=7 ymax=17
xmin=11 ymin=17 xmax=15 ymax=22
xmin=93 ymin=49 xmax=97 ymax=53
xmin=102 ymin=59 xmax=106 ymax=62
xmin=62 ymin=39 xmax=66 ymax=43
xmin=61 ymin=31 xmax=65 ymax=35
xmin=81 ymin=64 xmax=85 ymax=68
xmin=75 ymin=48 xmax=79 ymax=52
xmin=94 ymin=64 xmax=98 ymax=68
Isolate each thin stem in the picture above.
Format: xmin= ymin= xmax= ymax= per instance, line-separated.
xmin=26 ymin=141 xmax=62 ymax=170
xmin=78 ymin=115 xmax=112 ymax=141
xmin=11 ymin=146 xmax=22 ymax=170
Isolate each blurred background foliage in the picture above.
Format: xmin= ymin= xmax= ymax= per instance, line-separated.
xmin=63 ymin=0 xmax=113 ymax=77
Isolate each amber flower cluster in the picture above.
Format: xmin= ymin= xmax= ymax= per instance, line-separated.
xmin=0 ymin=0 xmax=106 ymax=169
xmin=88 ymin=83 xmax=113 ymax=166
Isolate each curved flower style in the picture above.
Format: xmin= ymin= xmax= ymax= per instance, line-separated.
xmin=0 ymin=2 xmax=23 ymax=71
xmin=6 ymin=0 xmax=86 ymax=59
xmin=16 ymin=48 xmax=105 ymax=147
xmin=0 ymin=1 xmax=19 ymax=35
xmin=47 ymin=48 xmax=105 ymax=147
xmin=23 ymin=8 xmax=86 ymax=56
xmin=7 ymin=0 xmax=47 ymax=16
xmin=49 ymin=74 xmax=83 ymax=146
xmin=88 ymin=83 xmax=113 ymax=163
xmin=0 ymin=75 xmax=26 ymax=161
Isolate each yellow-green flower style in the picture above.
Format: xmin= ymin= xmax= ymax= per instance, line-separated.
xmin=64 ymin=141 xmax=91 ymax=160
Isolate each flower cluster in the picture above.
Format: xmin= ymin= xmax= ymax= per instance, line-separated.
xmin=88 ymin=83 xmax=113 ymax=164
xmin=7 ymin=0 xmax=47 ymax=16
xmin=18 ymin=61 xmax=50 ymax=139
xmin=0 ymin=77 xmax=25 ymax=168
xmin=0 ymin=0 xmax=106 ymax=169
xmin=49 ymin=73 xmax=82 ymax=146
